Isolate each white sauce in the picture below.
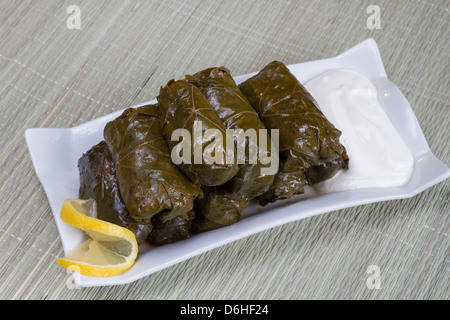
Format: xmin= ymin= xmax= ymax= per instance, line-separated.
xmin=304 ymin=69 xmax=414 ymax=192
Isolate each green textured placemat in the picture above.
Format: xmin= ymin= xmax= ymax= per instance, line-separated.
xmin=0 ymin=0 xmax=448 ymax=299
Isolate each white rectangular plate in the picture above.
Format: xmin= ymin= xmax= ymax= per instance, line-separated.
xmin=25 ymin=38 xmax=450 ymax=287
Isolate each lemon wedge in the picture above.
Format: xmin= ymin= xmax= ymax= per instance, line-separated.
xmin=56 ymin=199 xmax=138 ymax=277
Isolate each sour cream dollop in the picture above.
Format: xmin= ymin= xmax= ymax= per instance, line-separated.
xmin=304 ymin=69 xmax=414 ymax=192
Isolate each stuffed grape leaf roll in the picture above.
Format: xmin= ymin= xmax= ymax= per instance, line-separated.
xmin=192 ymin=188 xmax=248 ymax=233
xmin=78 ymin=141 xmax=152 ymax=244
xmin=78 ymin=140 xmax=195 ymax=245
xmin=185 ymin=67 xmax=277 ymax=232
xmin=157 ymin=80 xmax=239 ymax=186
xmin=239 ymin=61 xmax=348 ymax=203
xmin=147 ymin=210 xmax=195 ymax=245
xmin=104 ymin=105 xmax=202 ymax=221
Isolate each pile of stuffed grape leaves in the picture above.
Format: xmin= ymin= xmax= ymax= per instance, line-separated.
xmin=77 ymin=61 xmax=349 ymax=247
